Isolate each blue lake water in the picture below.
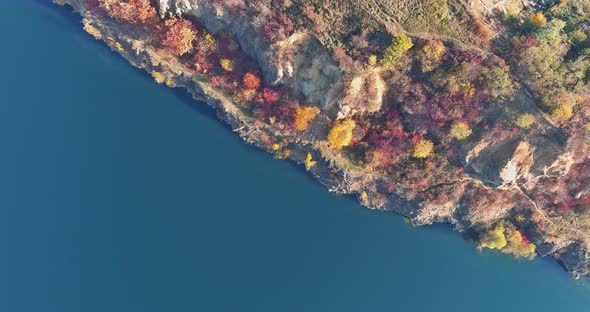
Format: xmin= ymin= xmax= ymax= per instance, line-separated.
xmin=1 ymin=1 xmax=590 ymax=311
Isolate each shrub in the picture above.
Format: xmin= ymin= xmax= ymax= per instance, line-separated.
xmin=450 ymin=122 xmax=472 ymax=140
xmin=515 ymin=113 xmax=535 ymax=129
xmin=328 ymin=119 xmax=356 ymax=149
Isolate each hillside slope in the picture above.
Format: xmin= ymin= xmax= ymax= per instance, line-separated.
xmin=57 ymin=0 xmax=590 ymax=279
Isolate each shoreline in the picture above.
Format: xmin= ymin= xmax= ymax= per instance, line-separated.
xmin=54 ymin=0 xmax=590 ymax=280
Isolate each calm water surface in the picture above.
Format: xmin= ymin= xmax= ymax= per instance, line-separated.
xmin=1 ymin=1 xmax=590 ymax=311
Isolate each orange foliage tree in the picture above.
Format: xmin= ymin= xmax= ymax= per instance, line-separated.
xmin=328 ymin=119 xmax=356 ymax=149
xmin=243 ymin=72 xmax=262 ymax=90
xmin=161 ymin=17 xmax=197 ymax=56
xmin=294 ymin=106 xmax=320 ymax=131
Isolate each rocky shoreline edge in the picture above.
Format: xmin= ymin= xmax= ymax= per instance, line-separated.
xmin=55 ymin=0 xmax=590 ymax=280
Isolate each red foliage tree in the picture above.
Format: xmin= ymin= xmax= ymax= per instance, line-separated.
xmin=263 ymin=13 xmax=294 ymax=41
xmin=98 ymin=0 xmax=157 ymax=25
xmin=160 ymin=17 xmax=197 ymax=56
xmin=262 ymin=88 xmax=281 ymax=103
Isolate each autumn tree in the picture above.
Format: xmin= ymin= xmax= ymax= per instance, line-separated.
xmin=479 ymin=223 xmax=507 ymax=250
xmin=450 ymin=122 xmax=472 ymax=140
xmin=532 ymin=12 xmax=547 ymax=27
xmin=195 ymin=33 xmax=217 ymax=55
xmin=98 ymin=0 xmax=157 ymax=25
xmin=161 ymin=17 xmax=197 ymax=56
xmin=305 ymin=153 xmax=317 ymax=171
xmin=328 ymin=119 xmax=356 ymax=149
xmin=420 ymin=40 xmax=445 ymax=72
xmin=551 ymin=103 xmax=574 ymax=121
xmin=479 ymin=58 xmax=514 ymax=100
xmin=220 ymin=58 xmax=234 ymax=72
xmin=515 ymin=113 xmax=535 ymax=129
xmin=263 ymin=13 xmax=294 ymax=41
xmin=503 ymin=227 xmax=536 ymax=259
xmin=294 ymin=106 xmax=320 ymax=131
xmin=412 ymin=138 xmax=434 ymax=159
xmin=479 ymin=223 xmax=536 ymax=259
xmin=243 ymin=72 xmax=262 ymax=90
xmin=381 ymin=33 xmax=413 ymax=66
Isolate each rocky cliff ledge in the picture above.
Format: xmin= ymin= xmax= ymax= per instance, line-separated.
xmin=56 ymin=0 xmax=590 ymax=279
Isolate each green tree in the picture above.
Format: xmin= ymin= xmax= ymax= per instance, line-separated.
xmin=534 ymin=19 xmax=566 ymax=43
xmin=479 ymin=59 xmax=514 ymax=99
xmin=381 ymin=33 xmax=413 ymax=66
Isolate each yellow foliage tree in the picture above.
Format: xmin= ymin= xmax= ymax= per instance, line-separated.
xmin=359 ymin=191 xmax=369 ymax=206
xmin=450 ymin=122 xmax=472 ymax=140
xmin=151 ymin=71 xmax=166 ymax=84
xmin=328 ymin=119 xmax=356 ymax=149
xmin=83 ymin=22 xmax=102 ymax=39
xmin=412 ymin=139 xmax=434 ymax=158
xmin=197 ymin=33 xmax=217 ymax=55
xmin=220 ymin=58 xmax=234 ymax=72
xmin=420 ymin=41 xmax=445 ymax=72
xmin=532 ymin=12 xmax=547 ymax=27
xmin=305 ymin=153 xmax=317 ymax=171
xmin=515 ymin=113 xmax=535 ymax=129
xmin=479 ymin=223 xmax=536 ymax=259
xmin=551 ymin=104 xmax=573 ymax=121
xmin=294 ymin=106 xmax=321 ymax=131
xmin=368 ymin=55 xmax=377 ymax=66
xmin=479 ymin=224 xmax=508 ymax=250
xmin=460 ymin=82 xmax=475 ymax=97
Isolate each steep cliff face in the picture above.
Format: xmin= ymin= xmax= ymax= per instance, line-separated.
xmin=57 ymin=0 xmax=590 ymax=279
